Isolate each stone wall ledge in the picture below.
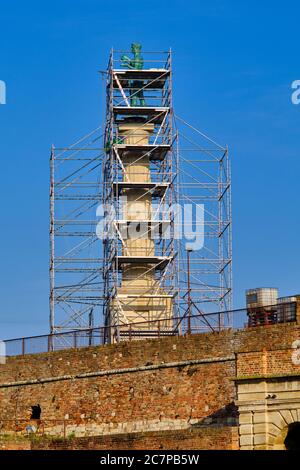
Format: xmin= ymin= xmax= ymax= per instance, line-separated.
xmin=233 ymin=373 xmax=300 ymax=382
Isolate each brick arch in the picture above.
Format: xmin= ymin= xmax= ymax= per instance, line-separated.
xmin=268 ymin=410 xmax=300 ymax=450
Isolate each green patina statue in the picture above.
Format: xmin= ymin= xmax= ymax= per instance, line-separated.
xmin=121 ymin=43 xmax=144 ymax=70
xmin=121 ymin=43 xmax=145 ymax=107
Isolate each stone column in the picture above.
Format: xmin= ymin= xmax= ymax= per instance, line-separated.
xmin=112 ymin=121 xmax=173 ymax=333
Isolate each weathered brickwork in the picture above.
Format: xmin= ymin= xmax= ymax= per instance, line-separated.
xmin=234 ymin=325 xmax=300 ymax=450
xmin=0 ymin=324 xmax=299 ymax=450
xmin=31 ymin=427 xmax=239 ymax=450
xmin=0 ymin=332 xmax=237 ymax=442
xmin=237 ymin=349 xmax=300 ymax=378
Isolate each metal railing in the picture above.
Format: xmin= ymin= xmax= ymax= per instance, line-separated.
xmin=3 ymin=302 xmax=297 ymax=357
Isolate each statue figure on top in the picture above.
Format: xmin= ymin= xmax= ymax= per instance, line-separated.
xmin=121 ymin=42 xmax=144 ymax=70
xmin=121 ymin=43 xmax=146 ymax=107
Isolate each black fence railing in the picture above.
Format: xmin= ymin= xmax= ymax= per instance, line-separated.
xmin=2 ymin=302 xmax=297 ymax=357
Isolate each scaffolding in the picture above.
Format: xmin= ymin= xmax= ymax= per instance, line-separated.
xmin=49 ymin=130 xmax=105 ymax=333
xmin=49 ymin=47 xmax=232 ymax=338
xmin=102 ymin=49 xmax=178 ymax=341
xmin=175 ymin=116 xmax=232 ymax=330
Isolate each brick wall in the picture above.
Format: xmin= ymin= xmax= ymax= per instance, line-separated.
xmin=235 ymin=324 xmax=300 ymax=378
xmin=31 ymin=427 xmax=239 ymax=450
xmin=0 ymin=323 xmax=299 ymax=450
xmin=237 ymin=349 xmax=300 ymax=378
xmin=0 ymin=331 xmax=237 ymax=436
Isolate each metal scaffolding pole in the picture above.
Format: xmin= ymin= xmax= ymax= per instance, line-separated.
xmin=49 ymin=128 xmax=105 ymax=336
xmin=49 ymin=144 xmax=55 ymax=334
xmin=175 ymin=114 xmax=233 ymax=327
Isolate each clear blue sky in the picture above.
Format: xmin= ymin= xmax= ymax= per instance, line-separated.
xmin=0 ymin=0 xmax=299 ymax=339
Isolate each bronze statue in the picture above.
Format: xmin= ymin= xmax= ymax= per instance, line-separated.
xmin=121 ymin=43 xmax=144 ymax=70
xmin=121 ymin=43 xmax=145 ymax=107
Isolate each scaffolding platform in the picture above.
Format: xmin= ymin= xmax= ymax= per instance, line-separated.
xmin=117 ymin=219 xmax=171 ymax=235
xmin=113 ymin=69 xmax=170 ymax=89
xmin=113 ymin=106 xmax=169 ymax=124
xmin=115 ymin=255 xmax=173 ymax=271
xmin=117 ymin=293 xmax=176 ymax=299
xmin=114 ymin=144 xmax=171 ymax=161
xmin=113 ymin=181 xmax=170 ymax=197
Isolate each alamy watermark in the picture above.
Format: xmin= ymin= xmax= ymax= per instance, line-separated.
xmin=96 ymin=199 xmax=205 ymax=251
xmin=291 ymin=80 xmax=300 ymax=105
xmin=292 ymin=339 xmax=300 ymax=366
xmin=0 ymin=80 xmax=6 ymax=105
